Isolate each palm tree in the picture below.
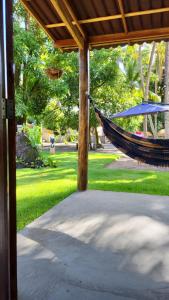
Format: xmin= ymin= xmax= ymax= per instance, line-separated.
xmin=124 ymin=59 xmax=140 ymax=89
xmin=139 ymin=42 xmax=157 ymax=137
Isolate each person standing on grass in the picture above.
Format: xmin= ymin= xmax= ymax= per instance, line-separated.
xmin=50 ymin=135 xmax=55 ymax=148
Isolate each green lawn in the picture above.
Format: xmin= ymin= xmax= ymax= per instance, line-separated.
xmin=17 ymin=151 xmax=169 ymax=230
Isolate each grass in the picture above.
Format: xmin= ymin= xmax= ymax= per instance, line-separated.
xmin=17 ymin=151 xmax=169 ymax=230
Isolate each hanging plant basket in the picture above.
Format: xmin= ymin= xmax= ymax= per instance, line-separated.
xmin=45 ymin=68 xmax=63 ymax=80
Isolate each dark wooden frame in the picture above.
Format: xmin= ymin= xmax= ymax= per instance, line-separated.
xmin=0 ymin=0 xmax=17 ymax=299
xmin=2 ymin=0 xmax=169 ymax=298
xmin=1 ymin=0 xmax=169 ymax=298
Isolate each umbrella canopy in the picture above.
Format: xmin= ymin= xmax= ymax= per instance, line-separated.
xmin=112 ymin=103 xmax=169 ymax=119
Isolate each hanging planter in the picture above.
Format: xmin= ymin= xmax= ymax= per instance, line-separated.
xmin=45 ymin=68 xmax=63 ymax=80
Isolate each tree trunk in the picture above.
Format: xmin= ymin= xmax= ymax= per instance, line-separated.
xmin=148 ymin=115 xmax=157 ymax=138
xmin=25 ymin=11 xmax=30 ymax=31
xmin=94 ymin=126 xmax=99 ymax=146
xmin=89 ymin=126 xmax=92 ymax=150
xmin=14 ymin=65 xmax=21 ymax=88
xmin=154 ymin=113 xmax=158 ymax=138
xmin=138 ymin=45 xmax=145 ymax=95
xmin=139 ymin=45 xmax=147 ymax=134
xmin=145 ymin=42 xmax=156 ymax=101
xmin=164 ymin=42 xmax=169 ymax=138
xmin=139 ymin=43 xmax=156 ymax=137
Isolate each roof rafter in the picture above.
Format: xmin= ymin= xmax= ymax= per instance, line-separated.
xmin=117 ymin=0 xmax=128 ymax=34
xmin=46 ymin=6 xmax=169 ymax=29
xmin=55 ymin=27 xmax=169 ymax=49
xmin=21 ymin=0 xmax=56 ymax=43
xmin=62 ymin=0 xmax=86 ymax=39
xmin=50 ymin=0 xmax=84 ymax=49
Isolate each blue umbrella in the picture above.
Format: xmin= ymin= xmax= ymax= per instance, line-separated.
xmin=112 ymin=102 xmax=169 ymax=118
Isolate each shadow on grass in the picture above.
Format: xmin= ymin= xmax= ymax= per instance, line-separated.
xmin=17 ymin=168 xmax=77 ymax=186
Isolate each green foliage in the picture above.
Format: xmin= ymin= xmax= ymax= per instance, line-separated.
xmin=14 ymin=3 xmax=55 ymax=119
xmin=40 ymin=153 xmax=57 ymax=168
xmin=67 ymin=129 xmax=78 ymax=142
xmin=121 ymin=45 xmax=140 ymax=89
xmin=14 ymin=0 xmax=167 ymax=135
xmin=23 ymin=125 xmax=41 ymax=147
xmin=43 ymin=99 xmax=65 ymax=132
xmin=90 ymin=48 xmax=120 ymax=92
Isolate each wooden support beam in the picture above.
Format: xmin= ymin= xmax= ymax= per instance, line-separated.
xmin=78 ymin=43 xmax=89 ymax=191
xmin=55 ymin=27 xmax=169 ymax=49
xmin=0 ymin=0 xmax=17 ymax=299
xmin=46 ymin=6 xmax=169 ymax=29
xmin=21 ymin=0 xmax=56 ymax=43
xmin=62 ymin=0 xmax=86 ymax=39
xmin=117 ymin=0 xmax=128 ymax=34
xmin=46 ymin=14 xmax=121 ymax=28
xmin=126 ymin=7 xmax=169 ymax=18
xmin=50 ymin=0 xmax=84 ymax=49
xmin=89 ymin=27 xmax=169 ymax=45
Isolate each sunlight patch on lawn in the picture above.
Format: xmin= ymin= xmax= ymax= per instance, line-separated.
xmin=92 ymin=174 xmax=156 ymax=185
xmin=17 ymin=151 xmax=169 ymax=230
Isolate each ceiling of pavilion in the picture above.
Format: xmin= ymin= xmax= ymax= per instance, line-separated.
xmin=21 ymin=0 xmax=169 ymax=50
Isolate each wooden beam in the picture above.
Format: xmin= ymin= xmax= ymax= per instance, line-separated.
xmin=78 ymin=43 xmax=89 ymax=191
xmin=55 ymin=38 xmax=76 ymax=48
xmin=126 ymin=7 xmax=169 ymax=18
xmin=21 ymin=0 xmax=56 ymax=43
xmin=46 ymin=14 xmax=121 ymax=28
xmin=63 ymin=0 xmax=86 ymax=39
xmin=89 ymin=27 xmax=169 ymax=45
xmin=0 ymin=0 xmax=17 ymax=299
xmin=117 ymin=0 xmax=128 ymax=34
xmin=50 ymin=0 xmax=84 ymax=49
xmin=46 ymin=22 xmax=65 ymax=28
xmin=55 ymin=27 xmax=169 ymax=49
xmin=6 ymin=1 xmax=17 ymax=297
xmin=46 ymin=6 xmax=169 ymax=28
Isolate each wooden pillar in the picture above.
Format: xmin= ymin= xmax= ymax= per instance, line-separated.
xmin=78 ymin=43 xmax=89 ymax=191
xmin=0 ymin=1 xmax=17 ymax=299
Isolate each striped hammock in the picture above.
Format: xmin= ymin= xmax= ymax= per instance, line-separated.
xmin=95 ymin=107 xmax=169 ymax=167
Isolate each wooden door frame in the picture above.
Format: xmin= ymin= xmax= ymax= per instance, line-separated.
xmin=0 ymin=0 xmax=17 ymax=299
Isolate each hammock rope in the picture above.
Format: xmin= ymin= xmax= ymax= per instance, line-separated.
xmin=88 ymin=96 xmax=169 ymax=167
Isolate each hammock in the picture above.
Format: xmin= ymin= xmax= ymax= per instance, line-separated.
xmin=94 ymin=107 xmax=169 ymax=167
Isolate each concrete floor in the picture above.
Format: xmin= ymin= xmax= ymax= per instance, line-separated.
xmin=18 ymin=190 xmax=169 ymax=300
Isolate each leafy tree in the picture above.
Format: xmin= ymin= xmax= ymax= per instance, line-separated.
xmin=16 ymin=0 xmax=169 ymax=144
xmin=14 ymin=2 xmax=55 ymax=120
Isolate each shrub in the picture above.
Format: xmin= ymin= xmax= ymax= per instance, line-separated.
xmin=23 ymin=125 xmax=41 ymax=147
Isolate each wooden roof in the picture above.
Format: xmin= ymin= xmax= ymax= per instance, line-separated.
xmin=21 ymin=0 xmax=169 ymax=50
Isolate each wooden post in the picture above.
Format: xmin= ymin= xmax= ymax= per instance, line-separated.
xmin=78 ymin=43 xmax=89 ymax=191
xmin=0 ymin=1 xmax=17 ymax=299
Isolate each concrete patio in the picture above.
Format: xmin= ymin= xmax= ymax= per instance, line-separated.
xmin=18 ymin=190 xmax=169 ymax=300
